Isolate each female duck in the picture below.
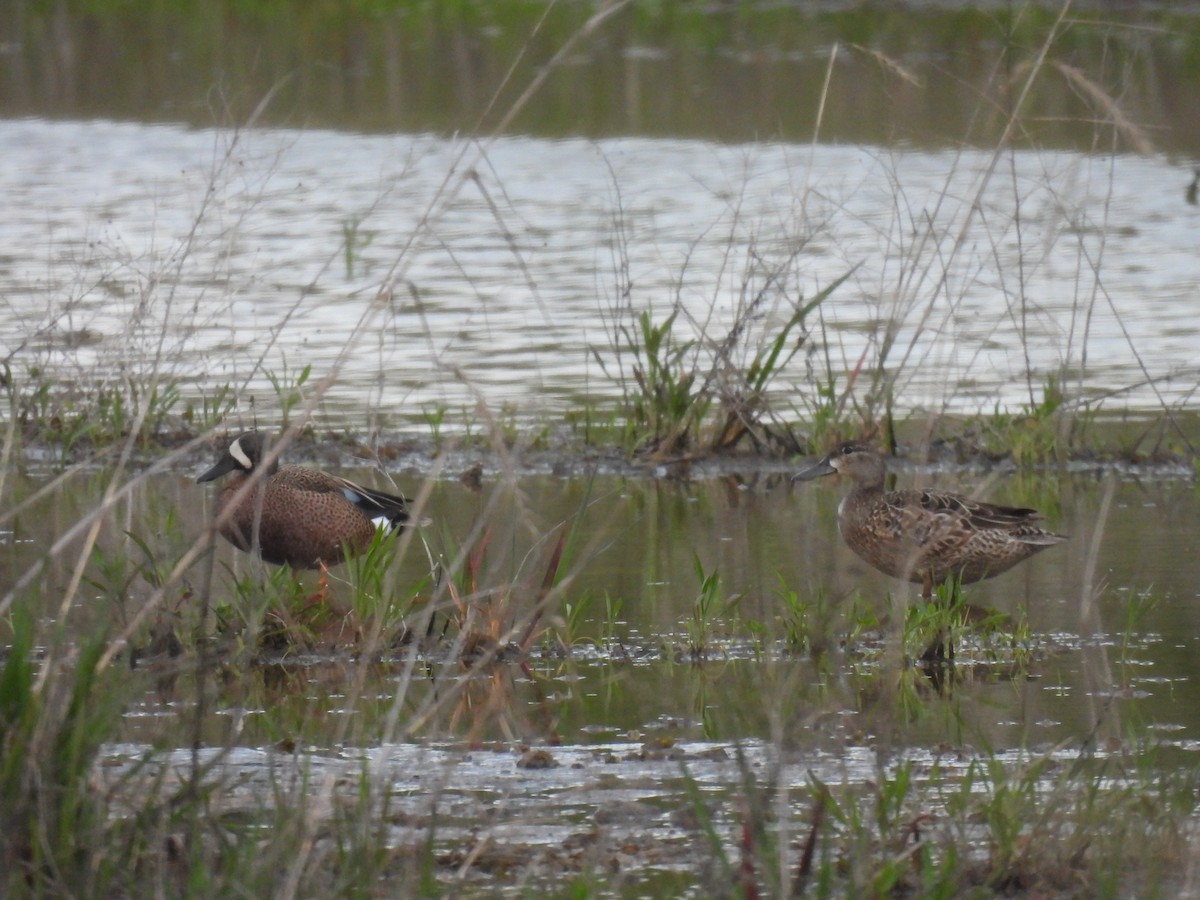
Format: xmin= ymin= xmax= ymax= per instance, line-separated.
xmin=794 ymin=441 xmax=1065 ymax=597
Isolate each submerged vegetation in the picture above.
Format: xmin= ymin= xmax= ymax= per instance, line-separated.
xmin=3 ymin=3 xmax=1200 ymax=897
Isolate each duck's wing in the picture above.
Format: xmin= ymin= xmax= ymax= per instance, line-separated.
xmin=908 ymin=489 xmax=1066 ymax=548
xmin=881 ymin=490 xmax=971 ymax=546
xmin=281 ymin=466 xmax=411 ymax=530
xmin=332 ymin=476 xmax=410 ymax=529
xmin=915 ymin=489 xmax=1043 ymax=527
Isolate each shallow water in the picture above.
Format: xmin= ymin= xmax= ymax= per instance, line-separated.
xmin=5 ymin=457 xmax=1199 ymax=752
xmin=4 ymin=118 xmax=1200 ymax=434
xmin=96 ymin=737 xmax=1103 ymax=892
xmin=4 ymin=450 xmax=1199 ymax=890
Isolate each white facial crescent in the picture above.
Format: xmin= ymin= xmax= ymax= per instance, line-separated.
xmin=229 ymin=438 xmax=253 ymax=470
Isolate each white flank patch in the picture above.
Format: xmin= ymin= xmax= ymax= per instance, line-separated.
xmin=229 ymin=438 xmax=253 ymax=470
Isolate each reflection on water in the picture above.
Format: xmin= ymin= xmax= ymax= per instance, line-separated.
xmin=4 ymin=460 xmax=1200 ymax=755
xmin=4 ymin=119 xmax=1199 ymax=433
xmin=4 ymin=2 xmax=1200 ymax=152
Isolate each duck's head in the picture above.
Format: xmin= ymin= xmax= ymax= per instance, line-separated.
xmin=792 ymin=441 xmax=885 ymax=485
xmin=197 ymin=431 xmax=277 ymax=483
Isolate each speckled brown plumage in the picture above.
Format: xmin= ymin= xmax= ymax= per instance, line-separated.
xmin=197 ymin=431 xmax=410 ymax=569
xmin=794 ymin=441 xmax=1066 ymax=597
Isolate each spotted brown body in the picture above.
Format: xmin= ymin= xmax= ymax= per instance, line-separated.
xmin=197 ymin=431 xmax=410 ymax=569
xmin=794 ymin=441 xmax=1066 ymax=596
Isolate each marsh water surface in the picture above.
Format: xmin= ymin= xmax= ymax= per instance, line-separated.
xmin=5 ymin=119 xmax=1200 ymax=431
xmin=5 ymin=452 xmax=1199 ymax=888
xmin=7 ymin=456 xmax=1198 ymax=748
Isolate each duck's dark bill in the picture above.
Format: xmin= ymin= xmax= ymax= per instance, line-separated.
xmin=792 ymin=457 xmax=836 ymax=482
xmin=197 ymin=456 xmax=239 ymax=484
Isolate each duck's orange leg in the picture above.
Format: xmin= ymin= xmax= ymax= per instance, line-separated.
xmin=307 ymin=562 xmax=330 ymax=606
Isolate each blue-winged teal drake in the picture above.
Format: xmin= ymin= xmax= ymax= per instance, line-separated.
xmin=197 ymin=431 xmax=411 ymax=570
xmin=794 ymin=441 xmax=1066 ymax=598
